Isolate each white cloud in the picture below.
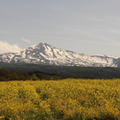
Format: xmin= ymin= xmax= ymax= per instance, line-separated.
xmin=0 ymin=41 xmax=21 ymax=54
xmin=22 ymin=37 xmax=31 ymax=44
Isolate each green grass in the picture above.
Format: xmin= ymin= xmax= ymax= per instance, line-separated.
xmin=0 ymin=79 xmax=120 ymax=120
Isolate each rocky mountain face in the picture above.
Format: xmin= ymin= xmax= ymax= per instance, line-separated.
xmin=0 ymin=42 xmax=119 ymax=67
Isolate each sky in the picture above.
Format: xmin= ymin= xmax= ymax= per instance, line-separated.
xmin=0 ymin=0 xmax=120 ymax=56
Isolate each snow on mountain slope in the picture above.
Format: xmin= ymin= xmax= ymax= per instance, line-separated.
xmin=0 ymin=42 xmax=119 ymax=67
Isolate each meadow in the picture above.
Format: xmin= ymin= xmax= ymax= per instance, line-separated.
xmin=0 ymin=79 xmax=120 ymax=120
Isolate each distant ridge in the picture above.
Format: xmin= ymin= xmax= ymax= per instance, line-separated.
xmin=0 ymin=42 xmax=120 ymax=67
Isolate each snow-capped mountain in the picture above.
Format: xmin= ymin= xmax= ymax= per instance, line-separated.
xmin=0 ymin=42 xmax=120 ymax=67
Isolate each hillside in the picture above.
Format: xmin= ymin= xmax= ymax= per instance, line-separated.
xmin=1 ymin=63 xmax=120 ymax=80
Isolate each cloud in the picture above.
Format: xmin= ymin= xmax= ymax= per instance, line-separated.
xmin=0 ymin=41 xmax=21 ymax=54
xmin=22 ymin=37 xmax=31 ymax=44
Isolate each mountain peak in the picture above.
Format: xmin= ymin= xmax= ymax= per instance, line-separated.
xmin=29 ymin=42 xmax=52 ymax=49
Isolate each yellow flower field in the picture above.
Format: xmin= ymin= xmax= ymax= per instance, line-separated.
xmin=0 ymin=79 xmax=120 ymax=120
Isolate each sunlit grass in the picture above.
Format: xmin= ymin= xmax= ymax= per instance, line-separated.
xmin=0 ymin=79 xmax=120 ymax=120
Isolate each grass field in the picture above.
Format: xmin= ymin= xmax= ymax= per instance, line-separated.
xmin=0 ymin=79 xmax=120 ymax=120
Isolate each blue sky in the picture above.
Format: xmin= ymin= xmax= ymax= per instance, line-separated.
xmin=0 ymin=0 xmax=120 ymax=56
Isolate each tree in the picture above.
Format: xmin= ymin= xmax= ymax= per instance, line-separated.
xmin=31 ymin=74 xmax=39 ymax=80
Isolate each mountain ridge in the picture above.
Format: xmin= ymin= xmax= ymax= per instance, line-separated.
xmin=0 ymin=42 xmax=120 ymax=67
